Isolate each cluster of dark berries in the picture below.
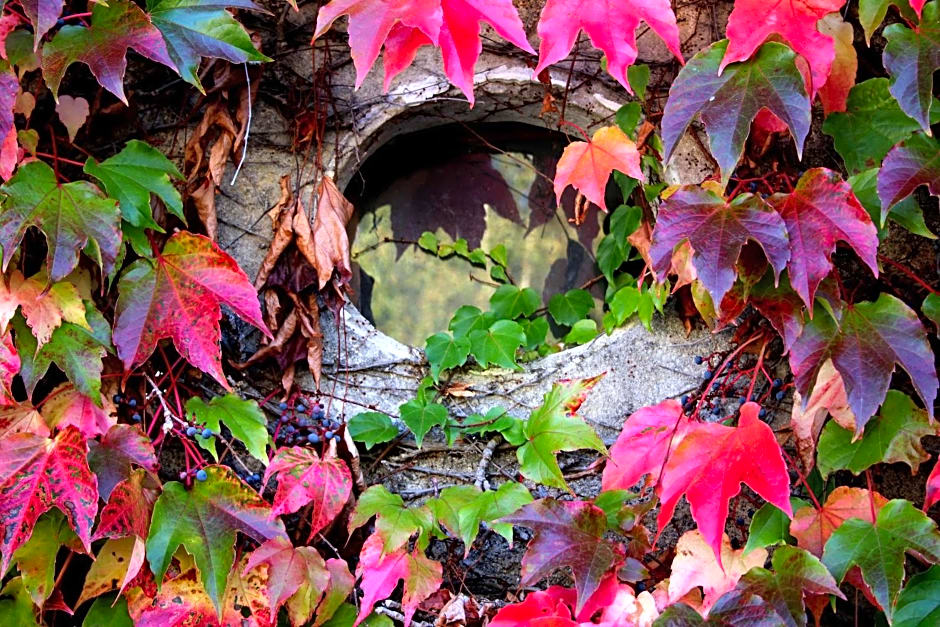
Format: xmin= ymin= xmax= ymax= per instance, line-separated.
xmin=113 ymin=393 xmax=143 ymax=424
xmin=235 ymin=469 xmax=263 ymax=489
xmin=683 ymin=353 xmax=790 ymax=421
xmin=269 ymin=398 xmax=344 ymax=447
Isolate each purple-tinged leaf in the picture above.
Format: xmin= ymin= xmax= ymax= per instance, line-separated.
xmin=883 ymin=1 xmax=939 ymax=132
xmin=789 ymin=293 xmax=938 ymax=433
xmin=87 ymin=424 xmax=159 ymax=501
xmin=20 ymin=0 xmax=63 ymax=48
xmin=878 ymin=133 xmax=940 ymax=210
xmin=662 ymin=40 xmax=811 ymax=183
xmin=650 ymin=186 xmax=789 ymax=306
xmin=771 ymin=168 xmax=878 ymax=311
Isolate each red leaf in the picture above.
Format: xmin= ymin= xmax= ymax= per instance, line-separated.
xmin=382 ymin=0 xmax=534 ymax=104
xmin=877 ymin=133 xmax=940 ymax=213
xmin=926 ymin=458 xmax=940 ymax=511
xmin=41 ymin=383 xmax=115 ymax=438
xmin=40 ymin=0 xmax=175 ymax=103
xmin=243 ymin=537 xmax=328 ymax=619
xmin=113 ymin=231 xmax=270 ymax=389
xmin=721 ymin=0 xmax=845 ymax=96
xmin=553 ymin=126 xmax=644 ymax=213
xmin=657 ymin=403 xmax=792 ymax=567
xmin=649 ymin=186 xmax=789 ymax=306
xmin=94 ymin=468 xmax=160 ymax=541
xmin=0 ymin=330 xmax=19 ymax=406
xmin=771 ymin=168 xmax=878 ymax=311
xmin=789 ymin=293 xmax=938 ymax=432
xmin=0 ymin=403 xmax=49 ymax=439
xmin=0 ymin=426 xmax=98 ymax=573
xmin=489 ymin=587 xmax=576 ymax=626
xmin=601 ymin=399 xmax=689 ymax=492
xmin=534 ymin=0 xmax=682 ymax=92
xmin=87 ymin=424 xmax=159 ymax=501
xmin=501 ymin=498 xmax=623 ymax=614
xmin=790 ymin=486 xmax=887 ymax=557
xmin=264 ymin=445 xmax=352 ymax=539
xmin=355 ymin=533 xmax=443 ymax=627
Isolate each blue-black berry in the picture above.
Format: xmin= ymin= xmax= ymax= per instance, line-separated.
xmin=186 ymin=426 xmax=197 ymax=437
xmin=202 ymin=428 xmax=213 ymax=438
xmin=775 ymin=390 xmax=785 ymax=401
xmin=738 ymin=397 xmax=746 ymax=406
xmin=703 ymin=370 xmax=713 ymax=379
xmin=132 ymin=413 xmax=141 ymax=422
xmin=693 ymin=355 xmax=703 ymax=365
xmin=681 ymin=395 xmax=689 ymax=405
xmin=308 ymin=433 xmax=320 ymax=444
xmin=325 ymin=430 xmax=334 ymax=439
xmin=280 ymin=414 xmax=290 ymax=423
xmin=127 ymin=398 xmax=137 ymax=408
xmin=278 ymin=401 xmax=288 ymax=410
xmin=759 ymin=409 xmax=767 ymax=418
xmin=772 ymin=378 xmax=782 ymax=388
xmin=195 ymin=469 xmax=208 ymax=481
xmin=296 ymin=404 xmax=306 ymax=413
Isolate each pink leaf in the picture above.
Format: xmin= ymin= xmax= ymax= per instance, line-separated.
xmin=244 ymin=536 xmax=329 ymax=619
xmin=87 ymin=424 xmax=159 ymax=501
xmin=926 ymin=459 xmax=940 ymax=511
xmin=41 ymin=383 xmax=115 ymax=438
xmin=94 ymin=469 xmax=159 ymax=541
xmin=0 ymin=331 xmax=19 ymax=406
xmin=553 ymin=125 xmax=644 ymax=213
xmin=534 ymin=0 xmax=682 ymax=92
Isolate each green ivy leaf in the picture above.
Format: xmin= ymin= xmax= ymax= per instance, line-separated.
xmin=822 ymin=499 xmax=940 ymax=620
xmin=348 ymin=485 xmax=434 ymax=552
xmin=490 ymin=285 xmax=539 ymax=320
xmin=146 ymin=0 xmax=271 ymax=92
xmin=185 ymin=394 xmax=270 ymax=464
xmin=609 ymin=285 xmax=640 ymax=325
xmin=596 ymin=235 xmax=627 ymax=282
xmin=924 ymin=293 xmax=940 ymax=334
xmin=822 ymin=78 xmax=932 ymax=174
xmin=451 ymin=482 xmax=532 ymax=551
xmin=84 ymin=139 xmax=184 ymax=231
xmin=424 ymin=332 xmax=471 ymax=381
xmin=517 ymin=380 xmax=606 ymax=490
xmin=743 ymin=498 xmax=808 ymax=555
xmin=0 ymin=578 xmax=39 ymax=627
xmin=83 ymin=594 xmax=133 ymax=627
xmin=817 ymin=390 xmax=934 ymax=479
xmin=11 ymin=511 xmax=81 ymax=606
xmin=469 ymin=320 xmax=526 ymax=370
xmin=615 ymin=103 xmax=643 ymax=138
xmin=627 ymin=64 xmax=650 ymax=100
xmin=348 ymin=412 xmax=398 ymax=449
xmin=399 ymin=398 xmax=447 ymax=447
xmin=895 ymin=565 xmax=940 ymax=627
xmin=0 ymin=160 xmax=121 ymax=281
xmin=858 ymin=0 xmax=918 ymax=44
xmin=147 ymin=465 xmax=287 ymax=613
xmin=564 ymin=319 xmax=597 ymax=345
xmin=13 ymin=306 xmax=111 ymax=400
xmin=417 ymin=231 xmax=438 ymax=252
xmin=520 ymin=317 xmax=549 ymax=350
xmin=448 ymin=306 xmax=495 ymax=338
xmin=548 ymin=289 xmax=594 ymax=326
xmin=489 ymin=244 xmax=508 ymax=268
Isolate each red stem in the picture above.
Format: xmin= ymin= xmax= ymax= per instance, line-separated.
xmin=746 ymin=339 xmax=769 ymax=402
xmin=865 ymin=469 xmax=877 ymax=521
xmin=559 ymin=119 xmax=591 ymax=142
xmin=781 ymin=448 xmax=822 ymax=511
xmin=35 ymin=151 xmax=85 ymax=168
xmin=878 ymin=254 xmax=939 ymax=295
xmin=692 ymin=333 xmax=764 ymax=419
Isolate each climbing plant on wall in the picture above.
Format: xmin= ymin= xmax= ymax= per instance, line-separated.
xmin=0 ymin=0 xmax=937 ymax=625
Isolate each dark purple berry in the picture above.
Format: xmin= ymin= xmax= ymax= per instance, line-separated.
xmin=195 ymin=469 xmax=208 ymax=481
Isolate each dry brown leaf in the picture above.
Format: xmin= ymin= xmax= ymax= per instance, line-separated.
xmin=255 ymin=175 xmax=296 ymax=288
xmin=310 ymin=175 xmax=355 ymax=291
xmin=189 ymin=178 xmax=217 ymax=240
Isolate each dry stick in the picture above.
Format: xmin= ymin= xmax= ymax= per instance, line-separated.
xmin=878 ymin=254 xmax=939 ymax=295
xmin=474 ymin=436 xmax=500 ymax=489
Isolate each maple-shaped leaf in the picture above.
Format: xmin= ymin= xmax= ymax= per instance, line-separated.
xmin=1 ymin=269 xmax=88 ymax=350
xmin=40 ymin=0 xmax=176 ymax=103
xmin=0 ymin=426 xmax=97 ymax=574
xmin=730 ymin=545 xmax=844 ymax=627
xmin=823 ymin=499 xmax=940 ymax=620
xmin=0 ymin=403 xmax=48 ymax=440
xmin=553 ymin=125 xmax=644 ymax=213
xmin=355 ymin=533 xmax=442 ymax=627
xmin=878 ymin=133 xmax=940 ymax=211
xmin=186 ymin=394 xmax=270 ymax=463
xmin=243 ymin=537 xmax=329 ymax=620
xmin=78 ymin=535 xmax=147 ymax=607
xmin=382 ymin=0 xmax=535 ymax=105
xmin=818 ymin=390 xmax=935 ymax=479
xmin=264 ymin=445 xmax=352 ymax=539
xmin=0 ymin=160 xmax=120 ymax=281
xmin=662 ymin=40 xmax=811 ymax=183
xmin=667 ymin=530 xmax=768 ymax=613
xmin=789 ymin=293 xmax=938 ymax=432
xmin=94 ymin=469 xmax=160 ymax=541
xmin=501 ymin=498 xmax=622 ymax=614
xmin=314 ymin=0 xmax=443 ymax=89
xmin=349 ymin=485 xmax=435 ymax=553
xmin=11 ymin=510 xmax=84 ymax=607
xmin=41 ymin=384 xmax=114 ymax=438
xmin=790 ymin=486 xmax=888 ymax=557
xmin=113 ymin=230 xmax=270 ymax=389
xmin=87 ymin=424 xmax=158 ymax=502
xmin=84 ymin=139 xmax=184 ymax=230
xmin=516 ymin=378 xmax=606 ymax=490
xmin=146 ymin=0 xmax=271 ymax=92
xmin=817 ymin=13 xmax=858 ymax=114
xmin=721 ymin=0 xmax=844 ymax=96
xmin=657 ymin=402 xmax=791 ymax=566
xmin=649 ymin=186 xmax=789 ymax=306
xmin=147 ymin=465 xmax=287 ymax=613
xmin=770 ymin=168 xmax=878 ymax=310
xmin=533 ymin=0 xmax=682 ymax=92
xmin=428 ymin=482 xmax=532 ymax=554
xmin=13 ymin=308 xmax=110 ymax=404
xmin=883 ymin=1 xmax=939 ymax=132
xmin=468 ymin=319 xmax=525 ymax=371
xmin=602 ymin=398 xmax=690 ymax=492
